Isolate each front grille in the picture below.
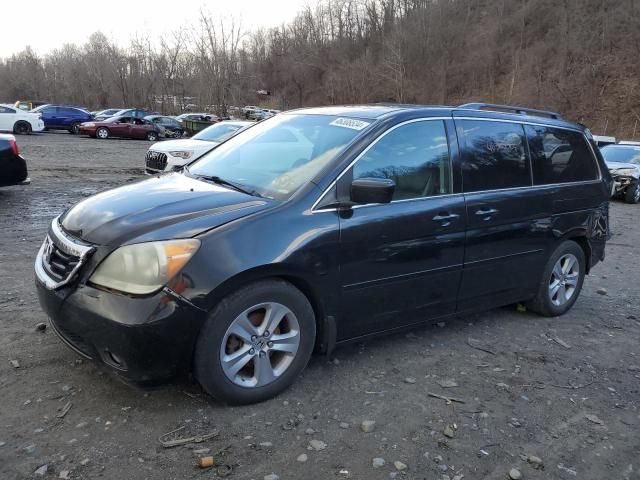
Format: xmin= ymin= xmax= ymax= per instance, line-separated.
xmin=42 ymin=239 xmax=80 ymax=281
xmin=145 ymin=151 xmax=167 ymax=171
xmin=36 ymin=217 xmax=94 ymax=290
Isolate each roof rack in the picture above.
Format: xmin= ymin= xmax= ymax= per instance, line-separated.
xmin=458 ymin=102 xmax=564 ymax=120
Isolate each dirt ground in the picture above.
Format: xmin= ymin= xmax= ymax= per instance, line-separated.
xmin=1 ymin=133 xmax=639 ymax=480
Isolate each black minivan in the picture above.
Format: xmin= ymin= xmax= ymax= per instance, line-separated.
xmin=35 ymin=103 xmax=611 ymax=404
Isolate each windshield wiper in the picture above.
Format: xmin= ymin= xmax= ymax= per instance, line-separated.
xmin=186 ymin=167 xmax=263 ymax=198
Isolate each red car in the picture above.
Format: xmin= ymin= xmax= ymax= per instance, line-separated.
xmin=79 ymin=116 xmax=161 ymax=141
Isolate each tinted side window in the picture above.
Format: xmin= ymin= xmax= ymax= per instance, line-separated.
xmin=460 ymin=120 xmax=531 ymax=192
xmin=353 ymin=120 xmax=451 ymax=200
xmin=525 ymin=125 xmax=599 ymax=184
xmin=0 ymin=106 xmax=13 ymax=113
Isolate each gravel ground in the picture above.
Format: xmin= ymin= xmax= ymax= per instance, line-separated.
xmin=1 ymin=133 xmax=639 ymax=480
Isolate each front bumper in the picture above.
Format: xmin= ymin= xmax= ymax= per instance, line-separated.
xmin=0 ymin=153 xmax=28 ymax=186
xmin=34 ymin=226 xmax=206 ymax=384
xmin=78 ymin=126 xmax=97 ymax=136
xmin=145 ymin=150 xmax=190 ymax=174
xmin=611 ymin=174 xmax=637 ymax=195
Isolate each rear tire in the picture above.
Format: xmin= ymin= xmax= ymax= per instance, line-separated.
xmin=69 ymin=122 xmax=81 ymax=135
xmin=96 ymin=127 xmax=109 ymax=139
xmin=194 ymin=279 xmax=316 ymax=405
xmin=624 ymin=181 xmax=640 ymax=204
xmin=13 ymin=121 xmax=31 ymax=135
xmin=146 ymin=131 xmax=158 ymax=141
xmin=527 ymin=240 xmax=585 ymax=317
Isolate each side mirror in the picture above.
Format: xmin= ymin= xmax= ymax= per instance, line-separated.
xmin=350 ymin=177 xmax=395 ymax=205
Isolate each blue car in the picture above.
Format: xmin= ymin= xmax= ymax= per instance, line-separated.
xmin=31 ymin=104 xmax=93 ymax=134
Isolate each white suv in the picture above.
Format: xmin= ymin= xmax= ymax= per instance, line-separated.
xmin=0 ymin=104 xmax=45 ymax=134
xmin=145 ymin=121 xmax=252 ymax=174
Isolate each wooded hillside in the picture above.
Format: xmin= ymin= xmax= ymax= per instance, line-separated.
xmin=2 ymin=0 xmax=639 ymax=137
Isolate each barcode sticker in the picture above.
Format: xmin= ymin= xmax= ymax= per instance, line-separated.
xmin=329 ymin=118 xmax=370 ymax=131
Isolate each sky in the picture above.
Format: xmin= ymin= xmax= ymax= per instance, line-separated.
xmin=0 ymin=0 xmax=309 ymax=57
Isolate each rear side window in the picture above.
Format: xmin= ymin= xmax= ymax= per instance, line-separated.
xmin=525 ymin=125 xmax=599 ymax=184
xmin=459 ymin=120 xmax=531 ymax=192
xmin=353 ymin=120 xmax=451 ymax=200
xmin=0 ymin=106 xmax=14 ymax=113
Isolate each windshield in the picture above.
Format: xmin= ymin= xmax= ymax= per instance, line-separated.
xmin=188 ymin=114 xmax=370 ymax=200
xmin=601 ymin=145 xmax=640 ymax=165
xmin=193 ymin=123 xmax=248 ymax=142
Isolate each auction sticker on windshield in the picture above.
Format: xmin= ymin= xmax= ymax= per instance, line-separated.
xmin=329 ymin=118 xmax=370 ymax=131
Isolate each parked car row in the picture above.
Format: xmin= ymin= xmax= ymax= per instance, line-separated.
xmin=241 ymin=106 xmax=280 ymax=120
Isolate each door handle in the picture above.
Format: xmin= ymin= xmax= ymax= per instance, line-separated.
xmin=432 ymin=213 xmax=460 ymax=226
xmin=475 ymin=208 xmax=499 ymax=219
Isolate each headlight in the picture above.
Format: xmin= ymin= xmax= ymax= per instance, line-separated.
xmin=169 ymin=151 xmax=193 ymax=159
xmin=90 ymin=239 xmax=200 ymax=294
xmin=83 ymin=122 xmax=95 ymax=127
xmin=613 ymin=168 xmax=639 ymax=177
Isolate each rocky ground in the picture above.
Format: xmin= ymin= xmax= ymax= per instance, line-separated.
xmin=1 ymin=133 xmax=639 ymax=480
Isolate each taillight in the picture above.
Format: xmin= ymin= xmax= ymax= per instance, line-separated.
xmin=9 ymin=139 xmax=19 ymax=156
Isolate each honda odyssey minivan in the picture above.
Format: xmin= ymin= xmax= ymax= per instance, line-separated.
xmin=35 ymin=103 xmax=611 ymax=404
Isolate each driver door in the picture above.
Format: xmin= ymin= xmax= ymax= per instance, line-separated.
xmin=336 ymin=119 xmax=466 ymax=339
xmin=110 ymin=117 xmax=132 ymax=137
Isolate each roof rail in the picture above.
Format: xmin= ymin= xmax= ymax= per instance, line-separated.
xmin=458 ymin=102 xmax=563 ymax=120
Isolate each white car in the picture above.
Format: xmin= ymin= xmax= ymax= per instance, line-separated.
xmin=145 ymin=120 xmax=252 ymax=173
xmin=0 ymin=104 xmax=45 ymax=134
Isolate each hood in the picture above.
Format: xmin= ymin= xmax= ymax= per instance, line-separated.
xmin=150 ymin=138 xmax=218 ymax=154
xmin=606 ymin=161 xmax=640 ymax=174
xmin=60 ymin=173 xmax=271 ymax=246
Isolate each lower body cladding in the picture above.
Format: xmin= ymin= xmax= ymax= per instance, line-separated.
xmin=35 ymin=279 xmax=206 ymax=385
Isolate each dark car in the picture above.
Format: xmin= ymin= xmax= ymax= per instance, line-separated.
xmin=145 ymin=115 xmax=184 ymax=138
xmin=109 ymin=108 xmax=156 ymax=120
xmin=599 ymin=144 xmax=640 ymax=203
xmin=30 ymin=104 xmax=92 ymax=134
xmin=0 ymin=134 xmax=29 ymax=186
xmin=35 ymin=103 xmax=611 ymax=404
xmin=78 ymin=116 xmax=161 ymax=141
xmin=92 ymin=108 xmax=123 ymax=120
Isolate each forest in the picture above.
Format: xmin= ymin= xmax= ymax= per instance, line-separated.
xmin=1 ymin=0 xmax=639 ymax=138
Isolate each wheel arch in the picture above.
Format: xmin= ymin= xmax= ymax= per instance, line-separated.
xmin=558 ymin=230 xmax=592 ymax=274
xmin=201 ymin=265 xmax=331 ymax=353
xmin=13 ymin=120 xmax=31 ymax=134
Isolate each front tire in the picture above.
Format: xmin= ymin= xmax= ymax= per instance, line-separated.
xmin=146 ymin=131 xmax=158 ymax=141
xmin=194 ymin=279 xmax=316 ymax=405
xmin=624 ymin=181 xmax=640 ymax=204
xmin=96 ymin=127 xmax=109 ymax=139
xmin=527 ymin=240 xmax=585 ymax=317
xmin=13 ymin=121 xmax=31 ymax=135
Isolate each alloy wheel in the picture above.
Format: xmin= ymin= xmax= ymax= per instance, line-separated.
xmin=548 ymin=253 xmax=579 ymax=306
xmin=15 ymin=122 xmax=29 ymax=134
xmin=220 ymin=302 xmax=300 ymax=388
